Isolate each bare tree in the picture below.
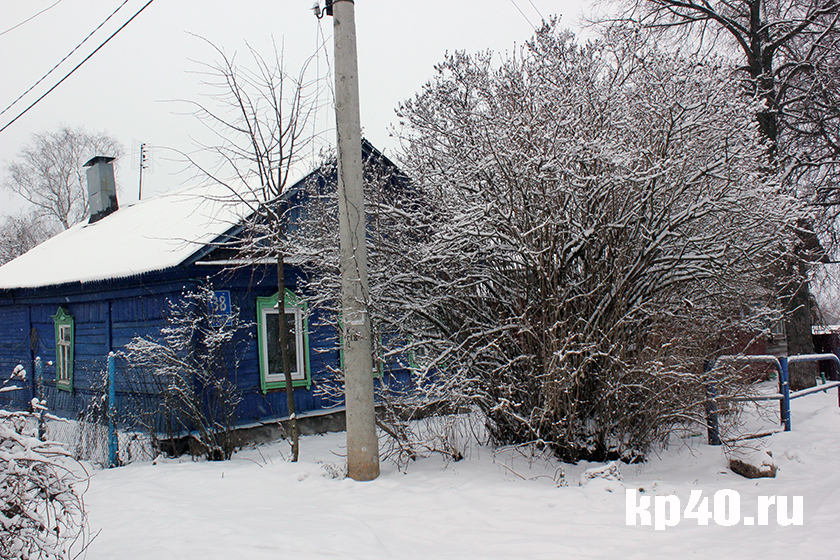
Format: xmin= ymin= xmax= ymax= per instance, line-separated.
xmin=181 ymin=37 xmax=326 ymax=461
xmin=603 ymin=1 xmax=840 ymax=163
xmin=0 ymin=209 xmax=56 ymax=265
xmin=602 ymin=0 xmax=840 ymax=389
xmin=2 ymin=126 xmax=123 ymax=230
xmin=384 ymin=24 xmax=800 ymax=462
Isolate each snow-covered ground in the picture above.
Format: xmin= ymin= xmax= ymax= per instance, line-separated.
xmin=79 ymin=386 xmax=840 ymax=559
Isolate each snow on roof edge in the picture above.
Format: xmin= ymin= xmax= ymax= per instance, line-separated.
xmin=0 ymin=182 xmax=254 ymax=291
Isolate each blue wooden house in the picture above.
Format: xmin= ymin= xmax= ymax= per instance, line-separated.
xmin=0 ymin=142 xmax=409 ymax=436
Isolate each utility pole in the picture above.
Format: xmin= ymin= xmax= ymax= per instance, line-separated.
xmin=138 ymin=142 xmax=147 ymax=200
xmin=317 ymin=0 xmax=380 ymax=481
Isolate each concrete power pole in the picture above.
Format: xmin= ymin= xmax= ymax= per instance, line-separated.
xmin=330 ymin=0 xmax=380 ymax=481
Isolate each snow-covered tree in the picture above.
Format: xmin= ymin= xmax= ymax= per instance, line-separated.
xmin=283 ymin=148 xmax=455 ymax=463
xmin=379 ymin=24 xmax=801 ymax=462
xmin=602 ymin=0 xmax=840 ymax=389
xmin=0 ymin=209 xmax=56 ymax=265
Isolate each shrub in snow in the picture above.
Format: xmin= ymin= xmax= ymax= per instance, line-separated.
xmin=122 ymin=285 xmax=250 ymax=461
xmin=385 ymin=23 xmax=803 ymax=462
xmin=280 ymin=23 xmax=799 ymax=465
xmin=0 ymin=405 xmax=86 ymax=559
xmin=287 ymin=149 xmax=474 ymax=466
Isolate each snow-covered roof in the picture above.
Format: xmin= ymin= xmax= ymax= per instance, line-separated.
xmin=0 ymin=183 xmax=253 ymax=290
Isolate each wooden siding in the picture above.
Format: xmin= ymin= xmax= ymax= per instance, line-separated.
xmin=0 ymin=262 xmax=364 ymax=430
xmin=0 ymin=305 xmax=32 ymax=409
xmin=0 ymin=143 xmax=415 ymax=434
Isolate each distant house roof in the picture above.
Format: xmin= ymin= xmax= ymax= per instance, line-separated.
xmin=0 ymin=183 xmax=252 ymax=290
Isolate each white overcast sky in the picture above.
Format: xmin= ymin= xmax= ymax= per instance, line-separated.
xmin=0 ymin=0 xmax=590 ymax=215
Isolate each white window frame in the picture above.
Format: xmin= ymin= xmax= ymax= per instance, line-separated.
xmin=260 ymin=305 xmax=306 ymax=384
xmin=57 ymin=324 xmax=72 ymax=383
xmin=53 ymin=307 xmax=74 ymax=392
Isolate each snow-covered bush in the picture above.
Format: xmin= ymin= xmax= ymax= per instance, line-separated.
xmin=122 ymin=285 xmax=250 ymax=461
xmin=382 ymin=24 xmax=799 ymax=463
xmin=0 ymin=405 xmax=86 ymax=559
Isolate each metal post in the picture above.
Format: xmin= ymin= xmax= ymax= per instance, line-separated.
xmin=331 ymin=0 xmax=379 ymax=481
xmin=107 ymin=352 xmax=119 ymax=467
xmin=138 ymin=142 xmax=146 ymax=201
xmin=35 ymin=357 xmax=46 ymax=441
xmin=779 ymin=356 xmax=791 ymax=431
xmin=704 ymin=360 xmax=721 ymax=446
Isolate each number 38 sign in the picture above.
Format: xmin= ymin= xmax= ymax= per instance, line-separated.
xmin=211 ymin=290 xmax=232 ymax=318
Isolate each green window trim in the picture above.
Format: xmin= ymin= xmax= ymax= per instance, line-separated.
xmin=52 ymin=307 xmax=74 ymax=392
xmin=256 ymin=290 xmax=311 ymax=392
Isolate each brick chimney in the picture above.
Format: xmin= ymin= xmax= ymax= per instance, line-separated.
xmin=85 ymin=156 xmax=118 ymax=223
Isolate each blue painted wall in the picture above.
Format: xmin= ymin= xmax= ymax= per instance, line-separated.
xmin=0 ymin=263 xmax=346 ymax=427
xmin=0 ymin=259 xmax=412 ymax=434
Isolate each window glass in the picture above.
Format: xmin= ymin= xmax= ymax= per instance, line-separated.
xmin=265 ymin=311 xmax=299 ymax=377
xmin=53 ymin=307 xmax=74 ymax=392
xmin=58 ymin=325 xmax=71 ymax=381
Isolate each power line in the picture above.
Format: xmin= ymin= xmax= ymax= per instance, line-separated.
xmin=508 ymin=0 xmax=536 ymax=31
xmin=317 ymin=18 xmax=335 ymax=106
xmin=312 ymin=19 xmax=322 ymax=166
xmin=313 ymin=16 xmax=334 ymax=166
xmin=0 ymin=0 xmax=132 ymax=119
xmin=0 ymin=0 xmax=155 ymax=134
xmin=526 ymin=0 xmax=547 ymax=24
xmin=0 ymin=0 xmax=64 ymax=37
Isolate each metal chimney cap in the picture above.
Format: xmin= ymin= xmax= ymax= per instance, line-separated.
xmin=83 ymin=155 xmax=116 ymax=167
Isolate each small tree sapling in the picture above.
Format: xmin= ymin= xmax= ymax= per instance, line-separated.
xmin=122 ymin=285 xmax=249 ymax=461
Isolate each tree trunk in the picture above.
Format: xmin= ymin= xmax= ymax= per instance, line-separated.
xmin=744 ymin=3 xmax=815 ymax=384
xmin=277 ymin=251 xmax=299 ymax=461
xmin=785 ymin=264 xmax=818 ymax=391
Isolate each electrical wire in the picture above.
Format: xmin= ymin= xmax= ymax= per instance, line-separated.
xmin=311 ymin=19 xmax=321 ymax=166
xmin=0 ymin=0 xmax=132 ymax=119
xmin=317 ymin=18 xmax=335 ymax=109
xmin=508 ymin=0 xmax=536 ymax=31
xmin=526 ymin=0 xmax=547 ymax=24
xmin=0 ymin=0 xmax=155 ymax=134
xmin=0 ymin=0 xmax=64 ymax=37
xmin=315 ymin=16 xmax=336 ymax=160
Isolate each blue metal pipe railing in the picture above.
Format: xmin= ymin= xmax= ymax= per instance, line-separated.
xmin=779 ymin=357 xmax=791 ymax=431
xmin=35 ymin=357 xmax=46 ymax=440
xmin=705 ymin=353 xmax=840 ymax=444
xmin=107 ymin=352 xmax=119 ymax=468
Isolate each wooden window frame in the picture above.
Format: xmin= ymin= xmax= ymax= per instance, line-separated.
xmin=256 ymin=290 xmax=311 ymax=392
xmin=53 ymin=307 xmax=74 ymax=392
